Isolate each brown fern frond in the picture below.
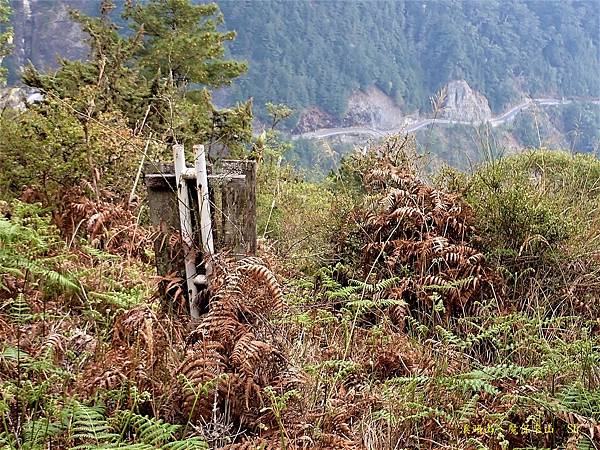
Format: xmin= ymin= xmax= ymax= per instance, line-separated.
xmin=231 ymin=331 xmax=272 ymax=379
xmin=178 ymin=340 xmax=228 ymax=421
xmin=443 ymin=252 xmax=464 ymax=265
xmin=198 ymin=298 xmax=241 ymax=345
xmin=38 ymin=333 xmax=64 ymax=357
xmin=445 ymin=244 xmax=478 ymax=257
xmin=238 ymin=264 xmax=284 ymax=314
xmin=420 ymin=275 xmax=450 ymax=289
xmin=467 ymin=253 xmax=485 ymax=265
xmin=389 ymin=206 xmax=424 ymax=222
xmin=381 ymin=188 xmax=410 ymax=211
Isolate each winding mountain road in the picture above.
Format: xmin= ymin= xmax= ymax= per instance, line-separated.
xmin=292 ymin=97 xmax=599 ymax=141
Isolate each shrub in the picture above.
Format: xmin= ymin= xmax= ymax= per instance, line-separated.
xmin=464 ymin=149 xmax=600 ymax=258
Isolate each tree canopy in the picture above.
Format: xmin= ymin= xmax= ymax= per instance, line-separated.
xmin=0 ymin=0 xmax=12 ymax=85
xmin=2 ymin=0 xmax=252 ymax=199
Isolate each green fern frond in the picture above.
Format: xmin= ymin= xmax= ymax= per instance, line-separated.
xmin=1 ymin=345 xmax=34 ymax=365
xmin=327 ymin=285 xmax=360 ymax=301
xmin=479 ymin=364 xmax=544 ymax=382
xmin=454 ymin=371 xmax=499 ymax=395
xmin=375 ymin=276 xmax=402 ymax=291
xmin=401 ymin=402 xmax=452 ymax=422
xmin=422 ymin=276 xmax=475 ymax=291
xmin=0 ymin=432 xmax=16 ymax=450
xmin=575 ymin=435 xmax=594 ymax=450
xmin=346 ymin=298 xmax=406 ymax=312
xmin=116 ymin=411 xmax=180 ymax=447
xmin=63 ymin=401 xmax=119 ymax=448
xmin=346 ymin=276 xmax=401 ymax=293
xmin=22 ymin=418 xmax=62 ymax=450
xmin=82 ymin=246 xmax=121 ymax=261
xmin=457 ymin=394 xmax=480 ymax=424
xmin=89 ymin=291 xmax=143 ymax=310
xmin=1 ymin=294 xmax=33 ymax=324
xmin=0 ymin=211 xmax=80 ymax=296
xmin=406 ymin=315 xmax=429 ymax=335
xmin=557 ymin=382 xmax=600 ymax=419
xmin=316 ymin=266 xmax=343 ymax=291
xmin=435 ymin=325 xmax=466 ymax=349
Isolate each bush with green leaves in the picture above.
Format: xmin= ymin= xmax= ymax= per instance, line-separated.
xmin=438 ymin=150 xmax=600 ymax=314
xmin=464 ymin=149 xmax=600 ymax=257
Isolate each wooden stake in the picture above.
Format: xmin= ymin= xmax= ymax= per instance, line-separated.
xmin=129 ymin=132 xmax=153 ymax=205
xmin=173 ymin=144 xmax=200 ymax=318
xmin=194 ymin=144 xmax=215 ymax=257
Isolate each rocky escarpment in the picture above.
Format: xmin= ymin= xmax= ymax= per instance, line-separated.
xmin=438 ymin=80 xmax=492 ymax=123
xmin=294 ymin=86 xmax=408 ymax=133
xmin=342 ymin=86 xmax=406 ymax=129
xmin=6 ymin=0 xmax=90 ymax=83
xmin=293 ymin=107 xmax=337 ymax=134
xmin=295 ymin=81 xmax=495 ymax=133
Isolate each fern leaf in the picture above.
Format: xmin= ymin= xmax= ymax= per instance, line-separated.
xmin=116 ymin=411 xmax=180 ymax=447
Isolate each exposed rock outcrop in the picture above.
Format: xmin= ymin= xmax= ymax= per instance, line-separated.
xmin=295 ymin=86 xmax=408 ymax=133
xmin=343 ymin=86 xmax=406 ymax=129
xmin=293 ymin=107 xmax=336 ymax=134
xmin=439 ymin=80 xmax=492 ymax=123
xmin=0 ymin=86 xmax=40 ymax=110
xmin=6 ymin=0 xmax=90 ymax=81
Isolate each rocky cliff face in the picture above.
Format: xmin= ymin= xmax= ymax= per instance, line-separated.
xmin=6 ymin=0 xmax=90 ymax=82
xmin=294 ymin=86 xmax=409 ymax=133
xmin=343 ymin=86 xmax=407 ymax=129
xmin=293 ymin=107 xmax=337 ymax=134
xmin=439 ymin=80 xmax=492 ymax=123
xmin=295 ymin=81 xmax=496 ymax=133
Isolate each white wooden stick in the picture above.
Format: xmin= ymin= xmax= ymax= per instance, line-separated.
xmin=173 ymin=144 xmax=200 ymax=318
xmin=129 ymin=132 xmax=153 ymax=205
xmin=194 ymin=144 xmax=215 ymax=257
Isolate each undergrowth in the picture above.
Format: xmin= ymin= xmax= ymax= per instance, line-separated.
xmin=1 ymin=142 xmax=599 ymax=450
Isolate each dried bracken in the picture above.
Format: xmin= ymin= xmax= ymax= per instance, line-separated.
xmin=178 ymin=256 xmax=297 ymax=433
xmin=341 ymin=149 xmax=496 ymax=322
xmin=2 ymin=149 xmax=598 ymax=450
xmin=55 ymin=186 xmax=151 ymax=258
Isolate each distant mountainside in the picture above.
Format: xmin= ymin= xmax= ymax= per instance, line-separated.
xmin=3 ymin=0 xmax=599 ymax=129
xmin=218 ymin=0 xmax=599 ymax=121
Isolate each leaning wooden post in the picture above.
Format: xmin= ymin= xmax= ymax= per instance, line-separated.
xmin=194 ymin=145 xmax=215 ymax=256
xmin=173 ymin=144 xmax=200 ymax=318
xmin=194 ymin=145 xmax=214 ymax=286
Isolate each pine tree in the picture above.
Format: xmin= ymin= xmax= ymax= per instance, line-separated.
xmin=8 ymin=0 xmax=252 ymax=199
xmin=124 ymin=0 xmax=247 ymax=90
xmin=0 ymin=0 xmax=12 ymax=85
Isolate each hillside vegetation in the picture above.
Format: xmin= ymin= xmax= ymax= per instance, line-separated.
xmin=1 ymin=1 xmax=600 ymax=449
xmin=2 ymin=142 xmax=600 ymax=449
xmin=3 ymin=1 xmax=599 ymax=121
xmin=220 ymin=0 xmax=600 ymax=119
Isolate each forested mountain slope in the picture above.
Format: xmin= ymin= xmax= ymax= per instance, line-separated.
xmin=219 ymin=0 xmax=599 ymax=119
xmin=4 ymin=0 xmax=599 ymax=122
